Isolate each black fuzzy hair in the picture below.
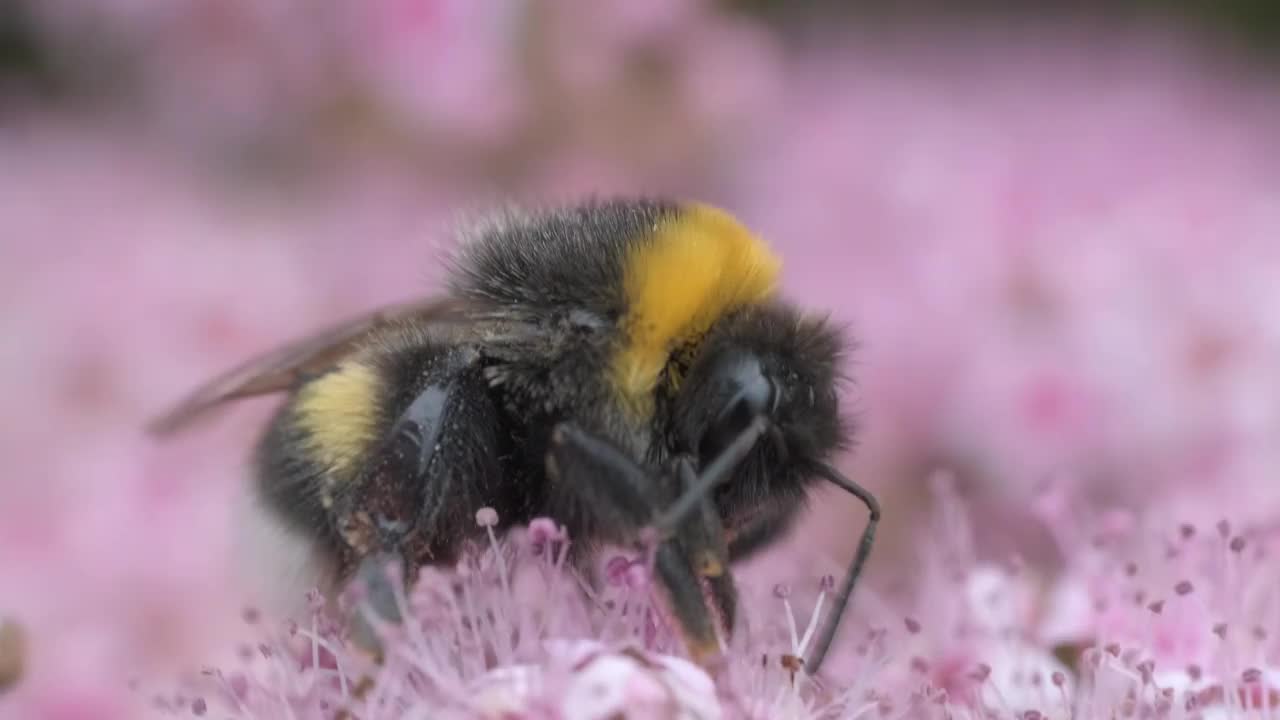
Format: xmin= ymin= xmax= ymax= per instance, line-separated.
xmin=446 ymin=198 xmax=679 ymax=317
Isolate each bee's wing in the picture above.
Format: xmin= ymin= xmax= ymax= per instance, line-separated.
xmin=147 ymin=296 xmax=479 ymax=437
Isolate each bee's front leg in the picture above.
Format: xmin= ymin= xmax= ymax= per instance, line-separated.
xmin=547 ymin=424 xmax=733 ymax=665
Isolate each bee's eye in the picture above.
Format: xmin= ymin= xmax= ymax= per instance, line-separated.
xmin=697 ymin=355 xmax=776 ymax=464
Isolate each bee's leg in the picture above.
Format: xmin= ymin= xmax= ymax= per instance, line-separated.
xmin=670 ymin=457 xmax=730 ymax=575
xmin=703 ymin=570 xmax=738 ymax=642
xmin=546 ymin=424 xmax=729 ymax=558
xmin=347 ymin=550 xmax=409 ymax=655
xmin=664 ymin=459 xmax=879 ymax=676
xmin=654 ymin=542 xmax=723 ymax=664
xmin=335 ymin=352 xmax=509 ymax=655
xmin=545 ymin=423 xmax=658 ymax=536
xmin=653 ymin=417 xmax=769 ymax=536
xmin=673 ymin=457 xmax=737 ymax=636
xmin=549 ymin=426 xmax=731 ymax=661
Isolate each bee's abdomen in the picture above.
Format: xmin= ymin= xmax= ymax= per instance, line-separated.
xmin=251 ymin=333 xmax=525 ymax=576
xmin=252 ymin=374 xmax=370 ymax=555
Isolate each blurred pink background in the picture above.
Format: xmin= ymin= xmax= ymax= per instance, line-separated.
xmin=4 ymin=1 xmax=1280 ymax=716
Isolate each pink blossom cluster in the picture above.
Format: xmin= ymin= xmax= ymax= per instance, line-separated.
xmin=4 ymin=3 xmax=1280 ymax=718
xmin=128 ymin=482 xmax=1280 ymax=719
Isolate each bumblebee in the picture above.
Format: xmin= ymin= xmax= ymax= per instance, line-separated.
xmin=150 ymin=198 xmax=878 ymax=675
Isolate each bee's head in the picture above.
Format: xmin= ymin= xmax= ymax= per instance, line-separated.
xmin=668 ymin=303 xmax=853 ymax=515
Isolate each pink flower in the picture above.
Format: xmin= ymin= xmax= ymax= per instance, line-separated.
xmin=550 ymin=640 xmax=722 ymax=720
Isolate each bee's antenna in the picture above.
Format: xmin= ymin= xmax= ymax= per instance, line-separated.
xmin=804 ymin=464 xmax=879 ymax=676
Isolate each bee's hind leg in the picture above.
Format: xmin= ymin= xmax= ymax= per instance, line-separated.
xmin=332 ymin=349 xmax=510 ymax=656
xmin=346 ymin=550 xmax=409 ymax=658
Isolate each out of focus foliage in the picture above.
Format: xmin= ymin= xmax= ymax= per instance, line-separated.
xmin=731 ymin=0 xmax=1280 ymax=53
xmin=0 ymin=4 xmax=51 ymax=95
xmin=2 ymin=1 xmax=1280 ymax=109
xmin=6 ymin=1 xmax=1279 ymax=113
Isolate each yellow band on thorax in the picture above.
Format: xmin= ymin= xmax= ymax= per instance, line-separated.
xmin=611 ymin=204 xmax=781 ymax=409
